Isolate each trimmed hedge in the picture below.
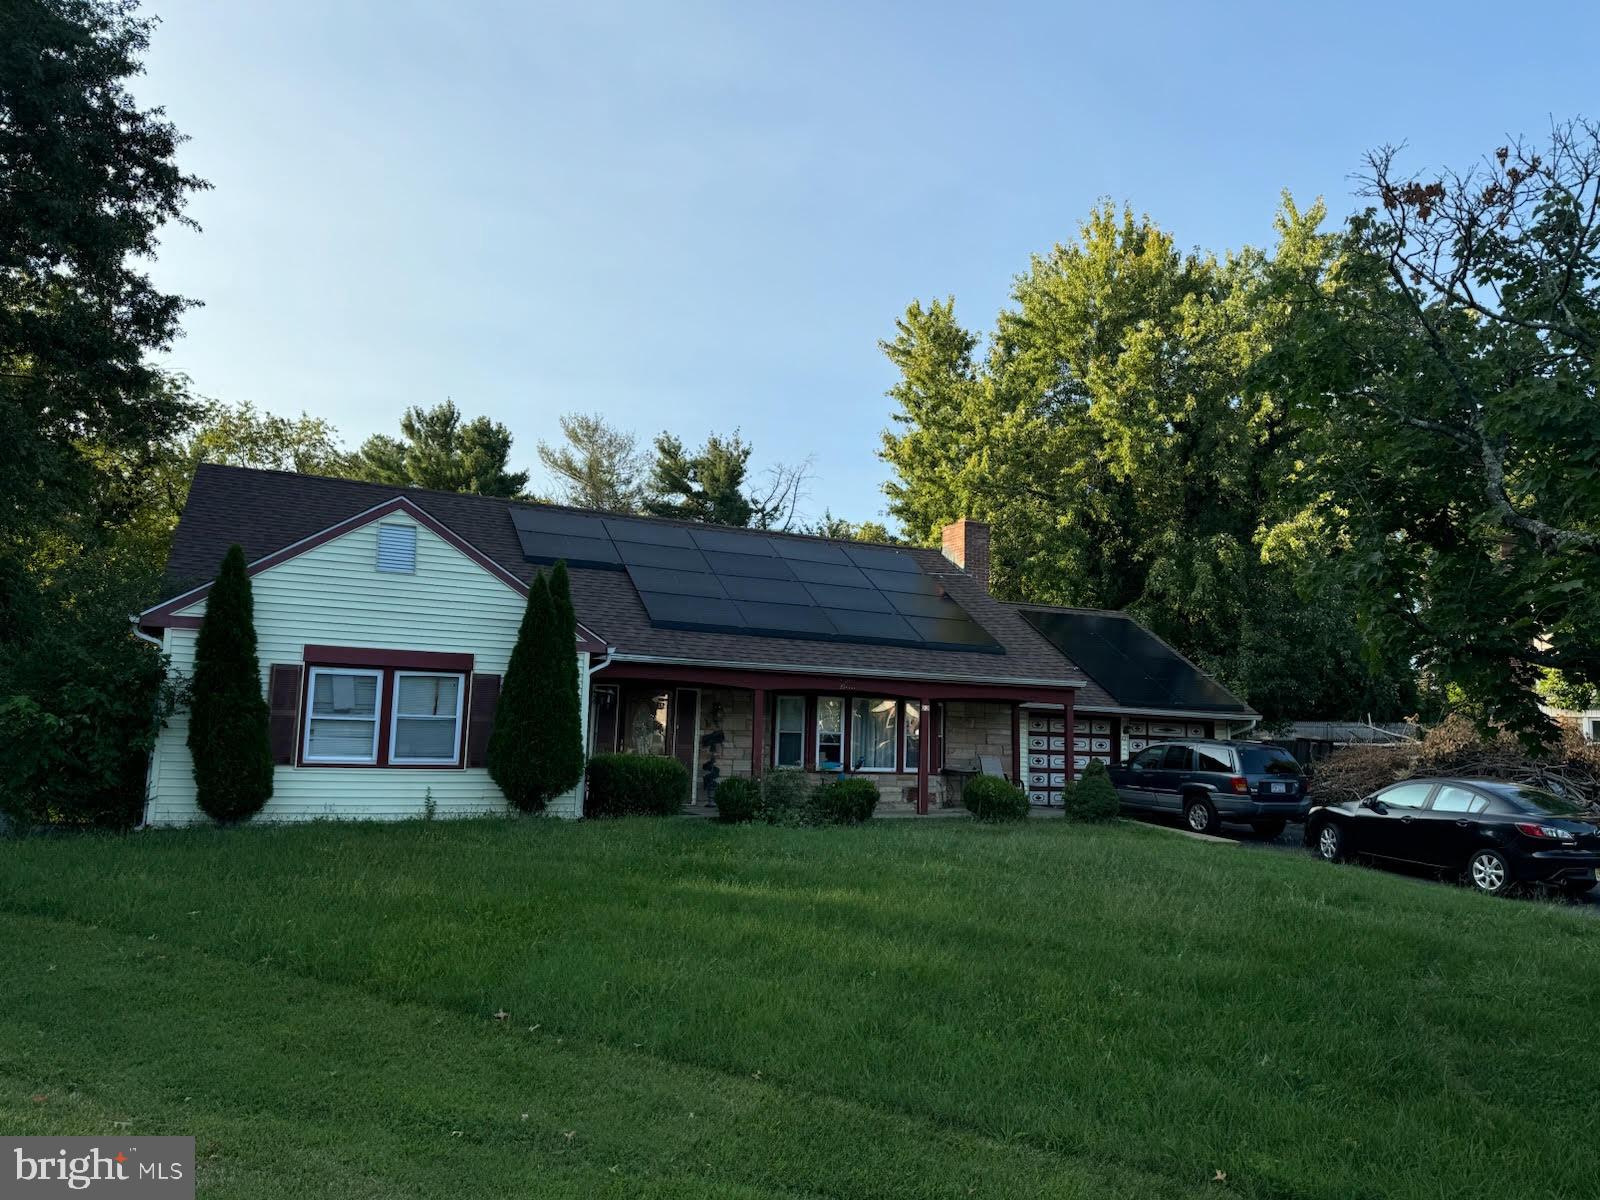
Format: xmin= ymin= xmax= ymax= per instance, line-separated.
xmin=713 ymin=776 xmax=759 ymax=824
xmin=585 ymin=754 xmax=689 ymax=817
xmin=963 ymin=774 xmax=1030 ymax=821
xmin=1064 ymin=760 xmax=1120 ymax=822
xmin=813 ymin=778 xmax=879 ymax=824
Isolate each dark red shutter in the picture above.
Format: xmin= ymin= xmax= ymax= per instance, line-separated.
xmin=267 ymin=664 xmax=303 ymax=765
xmin=466 ymin=673 xmax=501 ymax=767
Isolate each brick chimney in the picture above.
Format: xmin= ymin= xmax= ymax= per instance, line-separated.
xmin=940 ymin=518 xmax=991 ymax=593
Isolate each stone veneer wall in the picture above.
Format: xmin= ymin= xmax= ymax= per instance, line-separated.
xmin=696 ymin=690 xmax=1015 ymax=814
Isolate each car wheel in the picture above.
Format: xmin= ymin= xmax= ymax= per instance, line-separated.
xmin=1183 ymin=796 xmax=1219 ymax=835
xmin=1466 ymin=849 xmax=1513 ymax=896
xmin=1313 ymin=820 xmax=1345 ymax=863
xmin=1251 ymin=819 xmax=1287 ymax=839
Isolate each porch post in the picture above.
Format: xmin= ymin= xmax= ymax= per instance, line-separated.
xmin=751 ymin=687 xmax=766 ymax=780
xmin=915 ymin=697 xmax=931 ymax=815
xmin=1064 ymin=691 xmax=1077 ymax=782
xmin=1010 ymin=703 xmax=1021 ymax=785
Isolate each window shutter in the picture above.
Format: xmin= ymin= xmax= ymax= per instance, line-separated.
xmin=267 ymin=664 xmax=303 ymax=765
xmin=376 ymin=524 xmax=417 ymax=573
xmin=466 ymin=673 xmax=501 ymax=767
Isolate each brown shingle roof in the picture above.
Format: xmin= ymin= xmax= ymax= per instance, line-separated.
xmin=161 ymin=464 xmax=1115 ymax=699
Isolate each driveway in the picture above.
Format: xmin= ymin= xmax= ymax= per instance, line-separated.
xmin=1122 ymin=810 xmax=1600 ymax=915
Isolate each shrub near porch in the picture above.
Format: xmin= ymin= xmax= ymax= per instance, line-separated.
xmin=2 ymin=819 xmax=1598 ymax=1198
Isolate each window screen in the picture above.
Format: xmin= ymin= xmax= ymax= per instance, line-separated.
xmin=391 ymin=672 xmax=463 ymax=763
xmin=305 ymin=668 xmax=382 ymax=761
xmin=850 ymin=698 xmax=897 ymax=771
xmin=774 ymin=696 xmax=805 ymax=768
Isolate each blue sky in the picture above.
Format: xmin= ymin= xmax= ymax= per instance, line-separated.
xmin=138 ymin=0 xmax=1596 ymax=528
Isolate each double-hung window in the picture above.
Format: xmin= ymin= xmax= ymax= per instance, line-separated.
xmin=774 ymin=696 xmax=805 ymax=768
xmin=816 ymin=697 xmax=844 ymax=771
xmin=851 ymin=698 xmax=898 ymax=771
xmin=390 ymin=672 xmax=465 ymax=764
xmin=304 ymin=667 xmax=383 ymax=763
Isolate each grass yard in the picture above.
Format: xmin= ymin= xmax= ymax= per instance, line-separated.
xmin=1 ymin=818 xmax=1597 ymax=1199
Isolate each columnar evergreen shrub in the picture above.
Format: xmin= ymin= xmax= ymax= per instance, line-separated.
xmin=188 ymin=545 xmax=273 ymax=822
xmin=489 ymin=565 xmax=584 ymax=812
xmin=1064 ymin=760 xmax=1120 ymax=822
xmin=813 ymin=778 xmax=879 ymax=824
xmin=585 ymin=753 xmax=689 ymax=816
xmin=712 ymin=776 xmax=758 ymax=824
xmin=963 ymin=775 xmax=1030 ymax=821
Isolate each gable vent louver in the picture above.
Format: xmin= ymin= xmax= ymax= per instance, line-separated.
xmin=376 ymin=524 xmax=418 ymax=574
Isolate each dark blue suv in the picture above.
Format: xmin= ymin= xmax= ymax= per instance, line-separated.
xmin=1106 ymin=740 xmax=1309 ymax=836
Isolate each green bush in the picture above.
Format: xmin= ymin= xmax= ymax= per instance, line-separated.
xmin=585 ymin=754 xmax=689 ymax=817
xmin=963 ymin=774 xmax=1030 ymax=821
xmin=758 ymin=768 xmax=816 ymax=825
xmin=813 ymin=778 xmax=879 ymax=824
xmin=713 ymin=776 xmax=759 ymax=824
xmin=1064 ymin=760 xmax=1120 ymax=822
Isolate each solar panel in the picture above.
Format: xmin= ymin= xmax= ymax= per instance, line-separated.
xmin=1019 ymin=610 xmax=1247 ymax=712
xmin=637 ymin=591 xmax=745 ymax=630
xmin=732 ymin=601 xmax=838 ymax=637
xmin=602 ymin=518 xmax=694 ymax=548
xmin=511 ymin=508 xmax=608 ymax=538
xmin=787 ymin=559 xmax=872 ymax=588
xmin=823 ymin=609 xmax=921 ymax=644
xmin=863 ymin=568 xmax=941 ymax=595
xmin=701 ymin=550 xmax=797 ymax=581
xmin=843 ymin=544 xmax=919 ymax=573
xmin=614 ymin=541 xmax=712 ymax=572
xmin=802 ymin=582 xmax=893 ymax=612
xmin=906 ymin=616 xmax=999 ymax=649
xmin=513 ymin=529 xmax=622 ymax=569
xmin=690 ymin=527 xmax=777 ymax=556
xmin=624 ymin=566 xmax=728 ymax=599
xmin=720 ymin=576 xmax=812 ymax=605
xmin=886 ymin=591 xmax=968 ymax=620
xmin=510 ymin=506 xmax=1002 ymax=653
xmin=772 ymin=538 xmax=851 ymax=565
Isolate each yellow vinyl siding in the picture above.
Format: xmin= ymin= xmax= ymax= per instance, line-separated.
xmin=146 ymin=512 xmax=588 ymax=824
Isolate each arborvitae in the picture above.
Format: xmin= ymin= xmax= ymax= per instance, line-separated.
xmin=188 ymin=545 xmax=273 ymax=821
xmin=489 ymin=565 xmax=584 ymax=811
xmin=544 ymin=561 xmax=587 ymax=797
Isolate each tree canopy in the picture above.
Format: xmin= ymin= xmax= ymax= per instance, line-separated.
xmin=536 ymin=412 xmax=645 ymax=511
xmin=343 ymin=399 xmax=529 ymax=496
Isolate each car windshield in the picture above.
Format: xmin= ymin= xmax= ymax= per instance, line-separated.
xmin=1237 ymin=746 xmax=1302 ymax=776
xmin=1481 ymin=783 xmax=1592 ymax=817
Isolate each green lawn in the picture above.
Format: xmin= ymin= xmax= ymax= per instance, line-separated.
xmin=1 ymin=818 xmax=1597 ymax=1199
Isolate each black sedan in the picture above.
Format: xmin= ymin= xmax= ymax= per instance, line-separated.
xmin=1305 ymin=777 xmax=1600 ymax=897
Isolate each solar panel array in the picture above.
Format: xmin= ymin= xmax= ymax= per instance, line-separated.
xmin=1019 ymin=609 xmax=1246 ymax=711
xmin=511 ymin=507 xmax=1001 ymax=653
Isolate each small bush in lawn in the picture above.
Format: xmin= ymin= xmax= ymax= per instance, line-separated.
xmin=963 ymin=774 xmax=1030 ymax=821
xmin=813 ymin=778 xmax=879 ymax=824
xmin=758 ymin=769 xmax=815 ymax=825
xmin=713 ymin=776 xmax=759 ymax=824
xmin=585 ymin=754 xmax=689 ymax=817
xmin=1064 ymin=760 xmax=1120 ymax=822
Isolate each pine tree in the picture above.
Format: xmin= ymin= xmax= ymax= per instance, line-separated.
xmin=187 ymin=545 xmax=273 ymax=821
xmin=488 ymin=565 xmax=584 ymax=811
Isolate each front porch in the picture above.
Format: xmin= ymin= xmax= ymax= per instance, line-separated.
xmin=587 ymin=661 xmax=1079 ymax=816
